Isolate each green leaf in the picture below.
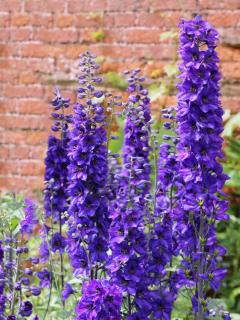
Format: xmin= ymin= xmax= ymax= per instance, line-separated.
xmin=160 ymin=31 xmax=178 ymax=41
xmin=164 ymin=63 xmax=179 ymax=77
xmin=223 ymin=113 xmax=240 ymax=137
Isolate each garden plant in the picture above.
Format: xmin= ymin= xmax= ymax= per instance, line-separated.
xmin=0 ymin=15 xmax=234 ymax=320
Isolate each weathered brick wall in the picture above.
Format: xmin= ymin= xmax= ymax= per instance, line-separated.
xmin=0 ymin=0 xmax=239 ymax=194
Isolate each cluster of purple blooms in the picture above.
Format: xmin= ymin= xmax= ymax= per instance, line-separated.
xmin=67 ymin=52 xmax=110 ymax=278
xmin=0 ymin=15 xmax=226 ymax=320
xmin=175 ymin=16 xmax=229 ymax=318
xmin=0 ymin=198 xmax=43 ymax=319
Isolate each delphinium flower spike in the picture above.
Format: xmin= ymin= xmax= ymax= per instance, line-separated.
xmin=108 ymin=69 xmax=152 ymax=319
xmin=67 ymin=51 xmax=109 ymax=279
xmin=176 ymin=16 xmax=229 ymax=319
xmin=147 ymin=106 xmax=179 ymax=319
xmin=43 ymin=87 xmax=71 ymax=292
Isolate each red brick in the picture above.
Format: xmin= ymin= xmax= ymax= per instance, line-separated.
xmin=0 ymin=114 xmax=48 ymax=130
xmin=218 ymin=46 xmax=240 ymax=62
xmin=0 ymin=29 xmax=10 ymax=41
xmin=125 ymin=28 xmax=162 ymax=44
xmin=222 ymin=97 xmax=240 ymax=113
xmin=54 ymin=15 xmax=74 ymax=28
xmin=0 ymin=99 xmax=17 ymax=113
xmin=27 ymin=58 xmax=55 ymax=74
xmin=151 ymin=0 xmax=195 ymax=10
xmin=113 ymin=13 xmax=136 ymax=26
xmin=200 ymin=0 xmax=240 ymax=9
xmin=0 ymin=161 xmax=18 ymax=175
xmin=33 ymin=29 xmax=78 ymax=43
xmin=25 ymin=131 xmax=48 ymax=145
xmin=107 ymin=0 xmax=137 ymax=12
xmin=30 ymin=146 xmax=46 ymax=159
xmin=18 ymin=161 xmax=44 ymax=176
xmin=0 ymin=58 xmax=28 ymax=70
xmin=65 ymin=44 xmax=88 ymax=59
xmin=11 ymin=13 xmax=30 ymax=26
xmin=10 ymin=28 xmax=32 ymax=41
xmin=0 ymin=44 xmax=20 ymax=57
xmin=0 ymin=0 xmax=21 ymax=12
xmin=92 ymin=44 xmax=134 ymax=59
xmin=0 ymin=176 xmax=26 ymax=192
xmin=3 ymin=85 xmax=44 ymax=99
xmin=0 ymin=130 xmax=28 ymax=145
xmin=137 ymin=12 xmax=181 ymax=28
xmin=9 ymin=146 xmax=30 ymax=159
xmin=207 ymin=12 xmax=240 ymax=28
xmin=19 ymin=72 xmax=39 ymax=85
xmin=0 ymin=69 xmax=18 ymax=83
xmin=0 ymin=14 xmax=9 ymax=27
xmin=75 ymin=13 xmax=103 ymax=27
xmin=21 ymin=43 xmax=64 ymax=58
xmin=221 ymin=62 xmax=240 ymax=80
xmin=17 ymin=100 xmax=48 ymax=114
xmin=68 ymin=0 xmax=107 ymax=12
xmin=25 ymin=0 xmax=65 ymax=13
xmin=0 ymin=146 xmax=9 ymax=159
xmin=31 ymin=13 xmax=53 ymax=27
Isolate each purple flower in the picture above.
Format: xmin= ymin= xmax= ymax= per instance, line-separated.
xmin=37 ymin=269 xmax=51 ymax=288
xmin=75 ymin=280 xmax=122 ymax=320
xmin=176 ymin=15 xmax=229 ymax=317
xmin=109 ymin=69 xmax=152 ymax=316
xmin=20 ymin=198 xmax=38 ymax=234
xmin=61 ymin=283 xmax=76 ymax=302
xmin=19 ymin=300 xmax=33 ymax=317
xmin=39 ymin=241 xmax=49 ymax=263
xmin=67 ymin=51 xmax=109 ymax=276
xmin=51 ymin=232 xmax=66 ymax=254
xmin=30 ymin=286 xmax=41 ymax=296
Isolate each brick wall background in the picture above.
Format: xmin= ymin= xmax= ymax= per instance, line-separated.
xmin=0 ymin=0 xmax=239 ymax=194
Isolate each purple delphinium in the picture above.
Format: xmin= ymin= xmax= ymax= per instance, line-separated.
xmin=61 ymin=283 xmax=76 ymax=303
xmin=67 ymin=51 xmax=109 ymax=277
xmin=44 ymin=87 xmax=71 ymax=223
xmin=75 ymin=279 xmax=122 ymax=320
xmin=108 ymin=69 xmax=152 ymax=317
xmin=43 ymin=87 xmax=71 ymax=292
xmin=176 ymin=15 xmax=229 ymax=317
xmin=146 ymin=107 xmax=179 ymax=319
xmin=37 ymin=268 xmax=52 ymax=288
xmin=20 ymin=198 xmax=38 ymax=235
xmin=51 ymin=232 xmax=67 ymax=254
xmin=19 ymin=300 xmax=33 ymax=317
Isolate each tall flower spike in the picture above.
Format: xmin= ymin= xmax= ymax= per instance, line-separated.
xmin=108 ymin=69 xmax=152 ymax=318
xmin=147 ymin=106 xmax=178 ymax=319
xmin=67 ymin=51 xmax=109 ymax=277
xmin=43 ymin=87 xmax=71 ymax=292
xmin=44 ymin=87 xmax=71 ymax=223
xmin=176 ymin=16 xmax=229 ymax=318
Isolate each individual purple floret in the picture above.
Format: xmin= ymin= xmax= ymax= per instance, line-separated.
xmin=176 ymin=15 xmax=229 ymax=318
xmin=61 ymin=282 xmax=76 ymax=303
xmin=75 ymin=279 xmax=122 ymax=320
xmin=20 ymin=198 xmax=38 ymax=235
xmin=19 ymin=300 xmax=33 ymax=317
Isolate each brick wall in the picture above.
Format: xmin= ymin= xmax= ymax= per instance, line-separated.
xmin=0 ymin=0 xmax=240 ymax=194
